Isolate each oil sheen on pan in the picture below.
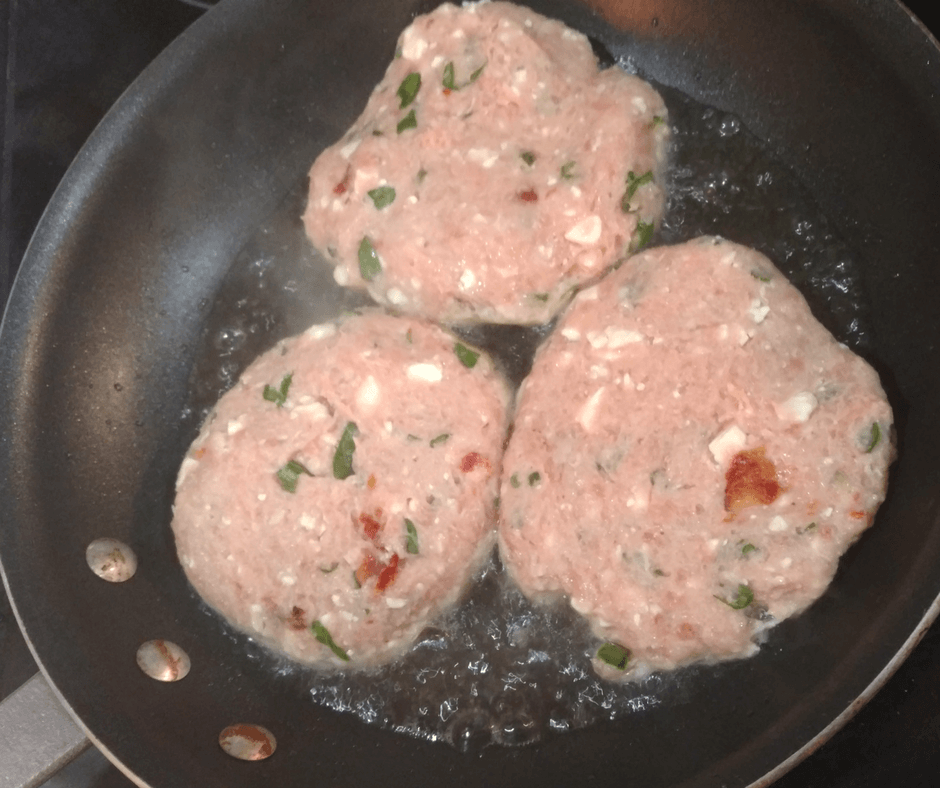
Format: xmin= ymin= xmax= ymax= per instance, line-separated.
xmin=167 ymin=0 xmax=897 ymax=753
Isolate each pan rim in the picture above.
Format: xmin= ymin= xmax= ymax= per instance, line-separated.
xmin=3 ymin=0 xmax=940 ymax=786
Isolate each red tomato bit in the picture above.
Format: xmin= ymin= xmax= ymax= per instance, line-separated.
xmin=518 ymin=189 xmax=538 ymax=202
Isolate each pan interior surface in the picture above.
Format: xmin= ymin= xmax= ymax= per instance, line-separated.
xmin=2 ymin=1 xmax=940 ymax=786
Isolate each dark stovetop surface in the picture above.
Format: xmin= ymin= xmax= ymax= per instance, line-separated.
xmin=2 ymin=1 xmax=939 ymax=786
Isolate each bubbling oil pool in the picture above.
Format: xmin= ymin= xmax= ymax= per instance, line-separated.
xmin=179 ymin=80 xmax=873 ymax=751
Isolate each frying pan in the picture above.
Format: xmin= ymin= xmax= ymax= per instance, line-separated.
xmin=2 ymin=0 xmax=940 ymax=785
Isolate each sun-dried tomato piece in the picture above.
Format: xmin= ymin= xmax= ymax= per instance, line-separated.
xmin=724 ymin=447 xmax=782 ymax=513
xmin=286 ymin=606 xmax=307 ymax=631
xmin=375 ymin=553 xmax=401 ymax=593
xmin=460 ymin=451 xmax=489 ymax=473
xmin=518 ymin=189 xmax=538 ymax=202
xmin=355 ymin=554 xmax=383 ymax=586
xmin=358 ymin=511 xmax=383 ymax=540
xmin=333 ymin=166 xmax=351 ymax=195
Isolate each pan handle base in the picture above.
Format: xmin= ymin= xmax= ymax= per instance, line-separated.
xmin=0 ymin=672 xmax=90 ymax=788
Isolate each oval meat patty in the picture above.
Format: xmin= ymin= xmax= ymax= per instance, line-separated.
xmin=172 ymin=311 xmax=511 ymax=667
xmin=498 ymin=237 xmax=895 ymax=674
xmin=302 ymin=0 xmax=669 ymax=325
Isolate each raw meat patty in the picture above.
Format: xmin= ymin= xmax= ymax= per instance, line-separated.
xmin=172 ymin=311 xmax=511 ymax=667
xmin=302 ymin=1 xmax=669 ymax=325
xmin=498 ymin=236 xmax=894 ymax=674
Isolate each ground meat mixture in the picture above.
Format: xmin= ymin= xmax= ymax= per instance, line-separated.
xmin=498 ymin=237 xmax=894 ymax=674
xmin=302 ymin=1 xmax=669 ymax=325
xmin=172 ymin=311 xmax=511 ymax=667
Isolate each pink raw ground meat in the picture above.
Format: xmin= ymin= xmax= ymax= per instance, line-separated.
xmin=172 ymin=311 xmax=511 ymax=667
xmin=302 ymin=1 xmax=669 ymax=325
xmin=498 ymin=236 xmax=894 ymax=675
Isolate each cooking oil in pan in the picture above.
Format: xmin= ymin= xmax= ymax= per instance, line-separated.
xmin=181 ymin=83 xmax=873 ymax=750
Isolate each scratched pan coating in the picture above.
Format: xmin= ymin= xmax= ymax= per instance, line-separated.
xmin=2 ymin=1 xmax=940 ymax=786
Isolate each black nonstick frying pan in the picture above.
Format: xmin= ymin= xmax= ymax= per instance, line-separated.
xmin=3 ymin=0 xmax=940 ymax=786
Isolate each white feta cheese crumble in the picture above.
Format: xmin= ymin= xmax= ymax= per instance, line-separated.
xmin=226 ymin=418 xmax=245 ymax=436
xmin=291 ymin=401 xmax=330 ymax=421
xmin=400 ymin=28 xmax=428 ymax=60
xmin=577 ymin=387 xmax=605 ymax=432
xmin=407 ymin=363 xmax=443 ymax=382
xmin=385 ymin=597 xmax=408 ymax=609
xmin=577 ymin=286 xmax=599 ymax=302
xmin=459 ymin=269 xmax=477 ymax=290
xmin=748 ymin=298 xmax=770 ymax=324
xmin=606 ymin=328 xmax=645 ymax=348
xmin=305 ymin=322 xmax=337 ymax=340
xmin=339 ymin=138 xmax=361 ymax=159
xmin=769 ymin=516 xmax=789 ymax=532
xmin=561 ymin=327 xmax=581 ymax=341
xmin=467 ymin=148 xmax=499 ymax=168
xmin=775 ymin=391 xmax=819 ymax=423
xmin=708 ymin=424 xmax=747 ymax=466
xmin=386 ymin=287 xmax=408 ymax=306
xmin=353 ymin=168 xmax=376 ymax=193
xmin=249 ymin=604 xmax=268 ymax=633
xmin=177 ymin=457 xmax=199 ymax=487
xmin=333 ymin=265 xmax=350 ymax=286
xmin=587 ymin=326 xmax=645 ymax=349
xmin=356 ymin=375 xmax=381 ymax=413
xmin=570 ymin=596 xmax=591 ymax=615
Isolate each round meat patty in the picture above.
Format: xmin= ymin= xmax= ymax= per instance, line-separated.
xmin=172 ymin=311 xmax=511 ymax=668
xmin=498 ymin=236 xmax=895 ymax=675
xmin=302 ymin=1 xmax=669 ymax=325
